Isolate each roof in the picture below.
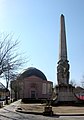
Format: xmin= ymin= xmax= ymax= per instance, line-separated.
xmin=20 ymin=67 xmax=47 ymax=80
xmin=0 ymin=82 xmax=9 ymax=92
xmin=0 ymin=82 xmax=5 ymax=89
xmin=75 ymin=93 xmax=84 ymax=101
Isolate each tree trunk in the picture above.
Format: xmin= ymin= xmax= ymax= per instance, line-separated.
xmin=6 ymin=95 xmax=8 ymax=104
xmin=15 ymin=91 xmax=17 ymax=101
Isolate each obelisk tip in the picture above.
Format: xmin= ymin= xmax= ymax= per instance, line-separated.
xmin=61 ymin=14 xmax=64 ymax=17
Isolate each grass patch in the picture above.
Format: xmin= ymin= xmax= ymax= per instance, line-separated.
xmin=19 ymin=103 xmax=84 ymax=114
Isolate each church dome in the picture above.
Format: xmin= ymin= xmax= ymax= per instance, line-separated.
xmin=21 ymin=67 xmax=47 ymax=80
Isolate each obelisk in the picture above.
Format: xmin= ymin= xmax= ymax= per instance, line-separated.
xmin=55 ymin=14 xmax=76 ymax=103
xmin=57 ymin=14 xmax=69 ymax=85
xmin=59 ymin=14 xmax=67 ymax=61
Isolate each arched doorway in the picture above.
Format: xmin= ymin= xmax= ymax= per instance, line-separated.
xmin=31 ymin=90 xmax=36 ymax=99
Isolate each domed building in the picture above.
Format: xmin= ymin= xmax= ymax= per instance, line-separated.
xmin=11 ymin=67 xmax=53 ymax=100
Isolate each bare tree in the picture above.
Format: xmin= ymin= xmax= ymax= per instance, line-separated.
xmin=0 ymin=34 xmax=22 ymax=74
xmin=81 ymin=75 xmax=84 ymax=88
xmin=10 ymin=79 xmax=22 ymax=101
xmin=69 ymin=79 xmax=76 ymax=87
xmin=0 ymin=34 xmax=26 ymax=104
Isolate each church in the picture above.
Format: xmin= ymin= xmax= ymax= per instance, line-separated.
xmin=11 ymin=67 xmax=53 ymax=100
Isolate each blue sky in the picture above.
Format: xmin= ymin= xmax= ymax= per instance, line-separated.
xmin=0 ymin=0 xmax=84 ymax=86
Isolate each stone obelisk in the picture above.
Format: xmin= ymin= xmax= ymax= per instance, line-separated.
xmin=59 ymin=14 xmax=67 ymax=61
xmin=56 ymin=14 xmax=76 ymax=103
xmin=57 ymin=14 xmax=69 ymax=85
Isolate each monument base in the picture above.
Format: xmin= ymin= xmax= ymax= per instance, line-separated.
xmin=55 ymin=84 xmax=77 ymax=104
xmin=43 ymin=106 xmax=53 ymax=116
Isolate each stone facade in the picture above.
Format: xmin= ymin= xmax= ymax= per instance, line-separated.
xmin=11 ymin=68 xmax=53 ymax=100
xmin=56 ymin=85 xmax=76 ymax=102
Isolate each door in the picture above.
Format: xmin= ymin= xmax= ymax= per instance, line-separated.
xmin=31 ymin=91 xmax=36 ymax=98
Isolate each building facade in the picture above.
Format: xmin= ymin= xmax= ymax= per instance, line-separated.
xmin=11 ymin=67 xmax=53 ymax=100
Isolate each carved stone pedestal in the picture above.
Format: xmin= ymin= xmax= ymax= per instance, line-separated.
xmin=43 ymin=106 xmax=53 ymax=116
xmin=56 ymin=84 xmax=76 ymax=103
